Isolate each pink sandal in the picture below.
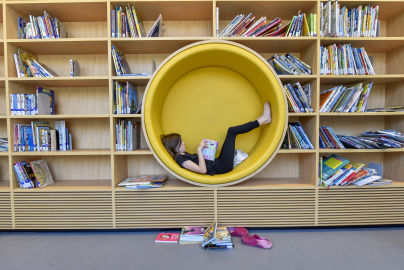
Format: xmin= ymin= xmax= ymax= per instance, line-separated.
xmin=241 ymin=234 xmax=272 ymax=249
xmin=228 ymin=227 xmax=249 ymax=237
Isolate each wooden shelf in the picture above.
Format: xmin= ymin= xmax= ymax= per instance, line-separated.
xmin=320 ymin=112 xmax=404 ymax=116
xmin=288 ymin=112 xmax=317 ymax=117
xmin=113 ymin=114 xmax=141 ymax=118
xmin=320 ymin=75 xmax=404 ymax=84
xmin=278 ymin=149 xmax=316 ymax=153
xmin=222 ymin=37 xmax=317 ymax=52
xmin=10 ymin=114 xmax=110 ymax=119
xmin=0 ymin=152 xmax=9 ymax=156
xmin=114 ymin=150 xmax=152 ymax=155
xmin=278 ymin=75 xmax=317 ymax=83
xmin=7 ymin=76 xmax=109 ymax=87
xmin=319 ymin=148 xmax=404 ymax=153
xmin=13 ymin=180 xmax=112 ymax=191
xmin=8 ymin=39 xmax=108 ymax=54
xmin=12 ymin=149 xmax=111 ymax=156
xmin=112 ymin=76 xmax=151 ymax=85
xmin=320 ymin=37 xmax=404 ymax=52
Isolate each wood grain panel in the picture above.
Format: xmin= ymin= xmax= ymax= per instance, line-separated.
xmin=0 ymin=191 xmax=12 ymax=229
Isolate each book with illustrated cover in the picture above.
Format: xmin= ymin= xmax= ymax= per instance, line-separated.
xmin=179 ymin=226 xmax=205 ymax=244
xmin=202 ymin=222 xmax=233 ymax=249
xmin=201 ymin=140 xmax=218 ymax=161
xmin=118 ymin=175 xmax=167 ymax=186
xmin=147 ymin=14 xmax=165 ymax=37
xmin=155 ymin=233 xmax=180 ymax=243
xmin=322 ymin=154 xmax=350 ymax=180
xmin=29 ymin=160 xmax=54 ymax=188
xmin=36 ymin=87 xmax=55 ymax=115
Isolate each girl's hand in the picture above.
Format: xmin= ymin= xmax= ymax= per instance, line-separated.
xmin=197 ymin=140 xmax=208 ymax=152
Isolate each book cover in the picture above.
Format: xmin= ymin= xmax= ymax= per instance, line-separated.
xmin=118 ymin=175 xmax=167 ymax=186
xmin=322 ymin=154 xmax=350 ymax=180
xmin=179 ymin=226 xmax=205 ymax=244
xmin=155 ymin=233 xmax=180 ymax=243
xmin=30 ymin=159 xmax=55 ymax=188
xmin=36 ymin=87 xmax=55 ymax=115
xmin=201 ymin=139 xmax=218 ymax=161
xmin=202 ymin=221 xmax=217 ymax=247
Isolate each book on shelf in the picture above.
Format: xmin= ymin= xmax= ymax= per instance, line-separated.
xmin=283 ymin=82 xmax=313 ymax=113
xmin=202 ymin=221 xmax=233 ymax=249
xmin=118 ymin=175 xmax=167 ymax=187
xmin=112 ymin=5 xmax=153 ymax=38
xmin=14 ymin=120 xmax=72 ymax=152
xmin=201 ymin=139 xmax=218 ymax=161
xmin=13 ymin=49 xmax=56 ymax=78
xmin=18 ymin=10 xmax=66 ymax=39
xmin=113 ymin=81 xmax=141 ymax=114
xmin=320 ymin=82 xmax=373 ymax=112
xmin=321 ymin=1 xmax=379 ymax=37
xmin=319 ymin=155 xmax=389 ymax=187
xmin=0 ymin=138 xmax=8 ymax=152
xmin=282 ymin=122 xmax=313 ymax=149
xmin=69 ymin=60 xmax=80 ymax=77
xmin=10 ymin=86 xmax=56 ymax=116
xmin=155 ymin=233 xmax=180 ymax=243
xmin=218 ymin=11 xmax=316 ymax=37
xmin=115 ymin=119 xmax=141 ymax=151
xmin=320 ymin=44 xmax=375 ymax=75
xmin=268 ymin=53 xmax=312 ymax=75
xmin=179 ymin=226 xmax=205 ymax=244
xmin=13 ymin=159 xmax=54 ymax=189
xmin=367 ymin=106 xmax=404 ymax=112
xmin=147 ymin=14 xmax=166 ymax=37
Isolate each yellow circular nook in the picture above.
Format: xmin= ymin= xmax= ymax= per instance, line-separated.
xmin=142 ymin=40 xmax=287 ymax=187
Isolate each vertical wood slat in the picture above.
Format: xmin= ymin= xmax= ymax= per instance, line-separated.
xmin=318 ymin=188 xmax=404 ymax=226
xmin=115 ymin=190 xmax=215 ymax=228
xmin=13 ymin=191 xmax=113 ymax=229
xmin=0 ymin=191 xmax=12 ymax=229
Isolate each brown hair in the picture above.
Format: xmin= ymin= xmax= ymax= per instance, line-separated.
xmin=161 ymin=133 xmax=182 ymax=159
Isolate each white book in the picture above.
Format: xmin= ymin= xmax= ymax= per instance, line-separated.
xmin=216 ymin=7 xmax=219 ymax=36
xmin=354 ymin=175 xmax=382 ymax=186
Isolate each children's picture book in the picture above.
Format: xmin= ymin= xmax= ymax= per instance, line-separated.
xmin=29 ymin=160 xmax=54 ymax=188
xmin=322 ymin=154 xmax=349 ymax=180
xmin=202 ymin=221 xmax=233 ymax=249
xmin=201 ymin=139 xmax=218 ymax=161
xmin=179 ymin=226 xmax=205 ymax=244
xmin=155 ymin=233 xmax=180 ymax=243
xmin=202 ymin=221 xmax=217 ymax=247
xmin=118 ymin=175 xmax=167 ymax=186
xmin=36 ymin=87 xmax=55 ymax=115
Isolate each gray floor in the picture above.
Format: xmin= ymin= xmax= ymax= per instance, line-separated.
xmin=1 ymin=227 xmax=404 ymax=270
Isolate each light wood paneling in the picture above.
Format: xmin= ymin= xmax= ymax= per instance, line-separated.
xmin=0 ymin=191 xmax=12 ymax=229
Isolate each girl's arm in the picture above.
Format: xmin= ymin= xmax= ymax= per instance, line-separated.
xmin=181 ymin=140 xmax=208 ymax=174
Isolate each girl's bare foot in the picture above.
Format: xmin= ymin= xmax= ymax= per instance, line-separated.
xmin=257 ymin=102 xmax=272 ymax=126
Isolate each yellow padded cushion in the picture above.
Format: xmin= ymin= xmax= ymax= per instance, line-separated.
xmin=142 ymin=41 xmax=287 ymax=186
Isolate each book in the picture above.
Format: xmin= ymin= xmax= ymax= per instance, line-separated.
xmin=322 ymin=154 xmax=350 ymax=180
xmin=69 ymin=59 xmax=80 ymax=77
xmin=36 ymin=87 xmax=55 ymax=115
xmin=118 ymin=175 xmax=167 ymax=186
xmin=155 ymin=233 xmax=180 ymax=243
xmin=179 ymin=226 xmax=205 ymax=244
xmin=29 ymin=160 xmax=54 ymax=188
xmin=202 ymin=221 xmax=233 ymax=249
xmin=201 ymin=139 xmax=218 ymax=161
xmin=201 ymin=221 xmax=217 ymax=247
xmin=147 ymin=14 xmax=165 ymax=37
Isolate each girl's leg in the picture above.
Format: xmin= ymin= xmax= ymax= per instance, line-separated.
xmin=215 ymin=120 xmax=260 ymax=174
xmin=215 ymin=102 xmax=271 ymax=174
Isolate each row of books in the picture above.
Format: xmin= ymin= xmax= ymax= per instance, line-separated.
xmin=367 ymin=106 xmax=404 ymax=112
xmin=18 ymin=11 xmax=66 ymax=39
xmin=111 ymin=5 xmax=165 ymax=38
xmin=267 ymin=53 xmax=312 ymax=75
xmin=219 ymin=11 xmax=316 ymax=37
xmin=14 ymin=49 xmax=55 ymax=78
xmin=13 ymin=160 xmax=54 ymax=189
xmin=113 ymin=81 xmax=142 ymax=114
xmin=320 ymin=82 xmax=373 ymax=112
xmin=115 ymin=119 xmax=141 ymax=151
xmin=320 ymin=44 xmax=375 ymax=75
xmin=321 ymin=1 xmax=379 ymax=37
xmin=118 ymin=175 xmax=167 ymax=189
xmin=10 ymin=87 xmax=55 ymax=116
xmin=111 ymin=45 xmax=152 ymax=76
xmin=283 ymin=82 xmax=313 ymax=113
xmin=14 ymin=120 xmax=72 ymax=152
xmin=319 ymin=154 xmax=390 ymax=187
xmin=0 ymin=138 xmax=7 ymax=152
xmin=320 ymin=127 xmax=404 ymax=149
xmin=282 ymin=122 xmax=314 ymax=149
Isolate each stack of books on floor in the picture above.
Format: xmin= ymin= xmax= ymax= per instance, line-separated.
xmin=18 ymin=10 xmax=66 ymax=39
xmin=13 ymin=159 xmax=54 ymax=189
xmin=113 ymin=81 xmax=141 ymax=114
xmin=283 ymin=82 xmax=313 ymax=113
xmin=218 ymin=11 xmax=316 ymax=37
xmin=282 ymin=122 xmax=314 ymax=149
xmin=111 ymin=5 xmax=165 ymax=37
xmin=367 ymin=106 xmax=404 ymax=112
xmin=320 ymin=44 xmax=375 ymax=75
xmin=179 ymin=226 xmax=205 ymax=244
xmin=320 ymin=127 xmax=404 ymax=149
xmin=10 ymin=86 xmax=56 ymax=115
xmin=320 ymin=1 xmax=379 ymax=37
xmin=14 ymin=120 xmax=72 ymax=152
xmin=13 ymin=49 xmax=55 ymax=77
xmin=267 ymin=53 xmax=312 ymax=75
xmin=319 ymin=154 xmax=391 ymax=187
xmin=320 ymin=82 xmax=373 ymax=112
xmin=118 ymin=175 xmax=167 ymax=189
xmin=202 ymin=222 xmax=233 ymax=249
xmin=0 ymin=138 xmax=8 ymax=152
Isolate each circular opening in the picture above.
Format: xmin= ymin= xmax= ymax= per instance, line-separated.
xmin=142 ymin=41 xmax=287 ymax=187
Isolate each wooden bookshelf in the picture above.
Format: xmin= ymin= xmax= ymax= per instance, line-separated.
xmin=0 ymin=0 xmax=403 ymax=230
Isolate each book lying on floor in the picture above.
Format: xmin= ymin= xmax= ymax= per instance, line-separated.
xmin=155 ymin=233 xmax=180 ymax=243
xmin=179 ymin=226 xmax=205 ymax=244
xmin=202 ymin=222 xmax=233 ymax=249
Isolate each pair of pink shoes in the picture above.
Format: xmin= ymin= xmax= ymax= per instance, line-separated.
xmin=228 ymin=227 xmax=272 ymax=249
